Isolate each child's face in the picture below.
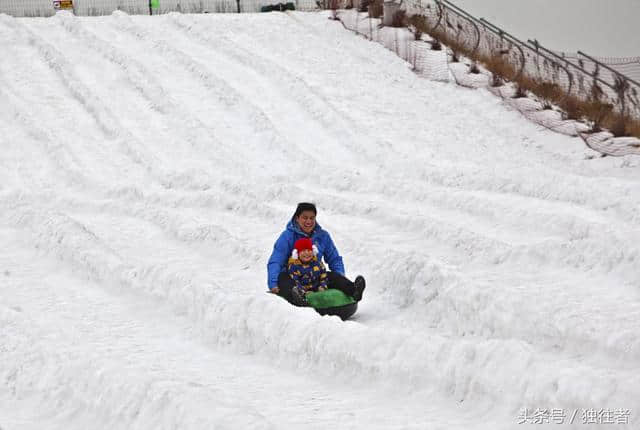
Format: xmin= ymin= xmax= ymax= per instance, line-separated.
xmin=299 ymin=249 xmax=313 ymax=263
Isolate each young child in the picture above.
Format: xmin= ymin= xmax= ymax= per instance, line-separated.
xmin=288 ymin=238 xmax=328 ymax=305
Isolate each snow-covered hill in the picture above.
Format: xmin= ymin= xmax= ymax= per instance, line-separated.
xmin=1 ymin=10 xmax=639 ymax=429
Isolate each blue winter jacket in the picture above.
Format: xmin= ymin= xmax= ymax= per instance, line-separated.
xmin=267 ymin=219 xmax=345 ymax=290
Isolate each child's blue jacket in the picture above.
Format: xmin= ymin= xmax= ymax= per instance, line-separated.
xmin=267 ymin=219 xmax=344 ymax=290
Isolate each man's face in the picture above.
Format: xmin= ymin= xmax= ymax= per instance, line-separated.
xmin=296 ymin=211 xmax=316 ymax=234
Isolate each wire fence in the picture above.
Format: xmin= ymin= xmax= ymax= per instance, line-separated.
xmin=0 ymin=0 xmax=56 ymax=17
xmin=336 ymin=0 xmax=639 ymax=152
xmin=558 ymin=53 xmax=640 ymax=85
xmin=405 ymin=0 xmax=640 ymax=122
xmin=0 ymin=0 xmax=318 ymax=16
xmin=72 ymin=0 xmax=149 ymax=15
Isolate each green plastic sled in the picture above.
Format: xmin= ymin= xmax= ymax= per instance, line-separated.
xmin=306 ymin=289 xmax=357 ymax=320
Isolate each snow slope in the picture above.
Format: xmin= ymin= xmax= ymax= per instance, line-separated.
xmin=1 ymin=10 xmax=640 ymax=429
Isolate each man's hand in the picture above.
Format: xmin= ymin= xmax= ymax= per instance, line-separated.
xmin=269 ymin=287 xmax=280 ymax=294
xmin=318 ymin=286 xmax=327 ymax=292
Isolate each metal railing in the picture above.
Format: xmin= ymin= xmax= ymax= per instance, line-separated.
xmin=404 ymin=0 xmax=640 ymax=121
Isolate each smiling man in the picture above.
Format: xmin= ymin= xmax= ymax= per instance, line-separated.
xmin=267 ymin=202 xmax=365 ymax=305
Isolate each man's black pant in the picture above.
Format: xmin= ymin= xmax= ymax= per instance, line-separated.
xmin=277 ymin=271 xmax=356 ymax=304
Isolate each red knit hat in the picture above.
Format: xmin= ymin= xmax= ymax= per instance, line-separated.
xmin=294 ymin=238 xmax=313 ymax=253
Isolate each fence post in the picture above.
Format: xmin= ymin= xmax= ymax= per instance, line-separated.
xmin=578 ymin=51 xmax=640 ymax=88
xmin=479 ymin=18 xmax=526 ymax=82
xmin=439 ymin=0 xmax=480 ymax=56
xmin=524 ymin=39 xmax=575 ymax=106
xmin=150 ymin=0 xmax=160 ymax=15
xmin=432 ymin=0 xmax=444 ymax=31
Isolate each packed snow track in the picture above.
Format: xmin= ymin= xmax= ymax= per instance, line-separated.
xmin=1 ymin=10 xmax=640 ymax=430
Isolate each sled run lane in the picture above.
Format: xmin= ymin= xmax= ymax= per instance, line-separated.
xmin=1 ymin=10 xmax=640 ymax=430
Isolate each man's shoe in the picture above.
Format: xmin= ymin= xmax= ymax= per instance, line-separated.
xmin=353 ymin=275 xmax=366 ymax=301
xmin=291 ymin=287 xmax=308 ymax=307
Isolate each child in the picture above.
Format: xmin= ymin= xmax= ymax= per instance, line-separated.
xmin=288 ymin=238 xmax=328 ymax=306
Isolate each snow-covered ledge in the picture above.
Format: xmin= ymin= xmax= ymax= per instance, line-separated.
xmin=580 ymin=131 xmax=640 ymax=157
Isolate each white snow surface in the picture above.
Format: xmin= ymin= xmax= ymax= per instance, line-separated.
xmin=1 ymin=10 xmax=640 ymax=430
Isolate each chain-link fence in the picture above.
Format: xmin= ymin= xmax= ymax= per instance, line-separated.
xmin=72 ymin=0 xmax=149 ymax=15
xmin=558 ymin=53 xmax=640 ymax=87
xmin=335 ymin=0 xmax=639 ymax=151
xmin=0 ymin=0 xmax=317 ymax=16
xmin=0 ymin=0 xmax=56 ymax=17
xmin=149 ymin=0 xmax=237 ymax=14
xmin=406 ymin=0 xmax=640 ymax=125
